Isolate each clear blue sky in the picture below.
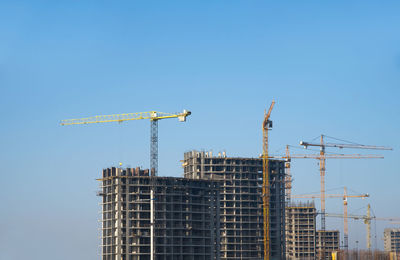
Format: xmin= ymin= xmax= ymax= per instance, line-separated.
xmin=1 ymin=1 xmax=399 ymax=259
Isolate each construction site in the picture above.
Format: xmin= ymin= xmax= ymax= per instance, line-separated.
xmin=285 ymin=202 xmax=317 ymax=259
xmin=99 ymin=167 xmax=220 ymax=260
xmin=60 ymin=103 xmax=398 ymax=260
xmin=183 ymin=150 xmax=286 ymax=259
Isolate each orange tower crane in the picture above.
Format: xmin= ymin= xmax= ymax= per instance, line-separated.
xmin=262 ymin=100 xmax=275 ymax=260
xmin=270 ymin=148 xmax=382 ymax=210
xmin=270 ymin=145 xmax=385 ymax=259
xmin=300 ymin=135 xmax=392 ymax=232
xmin=292 ymin=187 xmax=369 ymax=250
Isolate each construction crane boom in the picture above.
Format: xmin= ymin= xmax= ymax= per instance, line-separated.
xmin=270 ymin=152 xmax=382 ymax=206
xmin=292 ymin=193 xmax=369 ymax=199
xmin=326 ymin=213 xmax=400 ymax=222
xmin=60 ymin=111 xmax=191 ymax=125
xmin=326 ymin=204 xmax=400 ymax=250
xmin=263 ymin=100 xmax=275 ymax=260
xmin=61 ymin=110 xmax=191 ymax=176
xmin=300 ymin=141 xmax=392 ymax=151
xmin=299 ymin=135 xmax=391 ymax=233
xmin=292 ymin=187 xmax=369 ymax=250
xmin=270 ymin=154 xmax=383 ymax=160
xmin=61 ymin=109 xmax=191 ymax=260
xmin=271 ymin=136 xmax=390 ymax=260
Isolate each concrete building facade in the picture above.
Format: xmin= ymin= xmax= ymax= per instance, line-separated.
xmin=316 ymin=230 xmax=340 ymax=260
xmin=183 ymin=150 xmax=286 ymax=260
xmin=285 ymin=202 xmax=317 ymax=260
xmin=384 ymin=228 xmax=400 ymax=253
xmin=99 ymin=167 xmax=220 ymax=260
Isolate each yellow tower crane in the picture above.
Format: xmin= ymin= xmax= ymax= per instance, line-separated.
xmin=292 ymin=187 xmax=369 ymax=251
xmin=61 ymin=109 xmax=191 ymax=260
xmin=262 ymin=100 xmax=275 ymax=260
xmin=326 ymin=204 xmax=400 ymax=250
xmin=61 ymin=110 xmax=191 ymax=176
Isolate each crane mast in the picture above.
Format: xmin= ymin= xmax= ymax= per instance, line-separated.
xmin=61 ymin=109 xmax=191 ymax=260
xmin=300 ymin=134 xmax=391 ymax=233
xmin=263 ymin=100 xmax=274 ymax=260
xmin=150 ymin=119 xmax=158 ymax=176
xmin=270 ymin=146 xmax=381 ymax=210
xmin=270 ymin=151 xmax=382 ymax=214
xmin=343 ymin=187 xmax=348 ymax=251
xmin=366 ymin=204 xmax=371 ymax=250
xmin=270 ymin=141 xmax=386 ymax=260
xmin=284 ymin=145 xmax=292 ymax=204
xmin=319 ymin=135 xmax=327 ymax=231
xmin=326 ymin=203 xmax=400 ymax=250
xmin=61 ymin=110 xmax=191 ymax=176
xmin=292 ymin=187 xmax=369 ymax=250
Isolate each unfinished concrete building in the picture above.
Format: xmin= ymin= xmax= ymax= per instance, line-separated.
xmin=99 ymin=167 xmax=220 ymax=260
xmin=384 ymin=228 xmax=400 ymax=253
xmin=285 ymin=201 xmax=317 ymax=260
xmin=183 ymin=150 xmax=286 ymax=260
xmin=316 ymin=230 xmax=340 ymax=260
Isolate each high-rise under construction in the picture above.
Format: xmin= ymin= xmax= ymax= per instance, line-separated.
xmin=285 ymin=201 xmax=317 ymax=260
xmin=99 ymin=150 xmax=286 ymax=260
xmin=316 ymin=230 xmax=340 ymax=260
xmin=99 ymin=167 xmax=220 ymax=260
xmin=384 ymin=228 xmax=400 ymax=254
xmin=183 ymin=150 xmax=286 ymax=260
